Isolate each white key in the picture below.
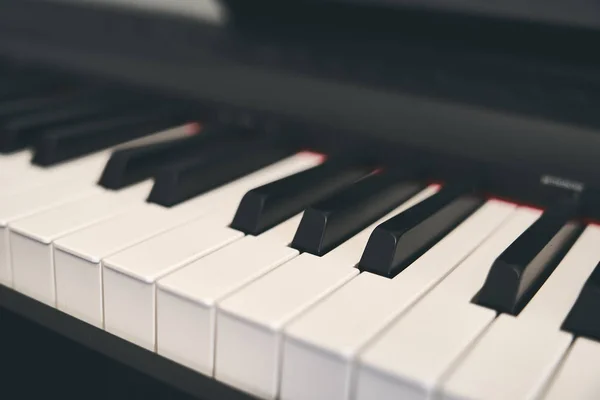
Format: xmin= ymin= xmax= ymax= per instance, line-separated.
xmin=438 ymin=225 xmax=600 ymax=400
xmin=355 ymin=207 xmax=541 ymax=400
xmin=208 ymin=186 xmax=439 ymax=398
xmin=258 ymin=213 xmax=304 ymax=247
xmin=438 ymin=315 xmax=571 ymax=400
xmin=214 ymin=253 xmax=358 ymax=399
xmin=322 ymin=185 xmax=440 ymax=266
xmin=154 ymin=183 xmax=431 ymax=378
xmin=156 ymin=235 xmax=299 ymax=375
xmin=0 ymin=179 xmax=104 ymax=286
xmin=0 ymin=150 xmax=32 ymax=172
xmin=102 ymin=218 xmax=243 ymax=350
xmin=0 ymin=151 xmax=111 ymax=196
xmin=8 ymin=181 xmax=154 ymax=306
xmin=543 ymin=338 xmax=600 ymax=400
xmin=517 ymin=225 xmax=600 ymax=326
xmin=279 ymin=199 xmax=517 ymax=400
xmin=155 ymin=205 xmax=308 ymax=374
xmin=53 ymin=153 xmax=320 ymax=327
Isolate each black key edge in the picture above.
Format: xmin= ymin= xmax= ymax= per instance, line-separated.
xmin=31 ymin=112 xmax=189 ymax=166
xmin=359 ymin=188 xmax=485 ymax=278
xmin=229 ymin=160 xmax=373 ymax=235
xmin=98 ymin=129 xmax=236 ymax=190
xmin=562 ymin=261 xmax=600 ymax=341
xmin=474 ymin=204 xmax=584 ymax=315
xmin=147 ymin=145 xmax=293 ymax=208
xmin=291 ymin=171 xmax=425 ymax=256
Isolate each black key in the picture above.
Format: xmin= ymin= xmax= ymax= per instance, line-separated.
xmin=32 ymin=109 xmax=190 ymax=166
xmin=99 ymin=126 xmax=252 ymax=189
xmin=0 ymin=93 xmax=150 ymax=153
xmin=562 ymin=261 xmax=600 ymax=341
xmin=291 ymin=170 xmax=425 ymax=256
xmin=475 ymin=202 xmax=583 ymax=315
xmin=230 ymin=158 xmax=373 ymax=235
xmin=359 ymin=185 xmax=484 ymax=278
xmin=148 ymin=144 xmax=293 ymax=207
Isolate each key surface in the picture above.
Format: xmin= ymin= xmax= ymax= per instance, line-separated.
xmin=561 ymin=262 xmax=600 ymax=341
xmin=291 ymin=170 xmax=424 ymax=256
xmin=0 ymin=151 xmax=111 ymax=198
xmin=543 ymin=338 xmax=600 ymax=400
xmin=0 ymin=180 xmax=105 ymax=286
xmin=156 ymin=235 xmax=300 ymax=375
xmin=102 ymin=219 xmax=244 ymax=350
xmin=438 ymin=315 xmax=571 ymax=400
xmin=279 ymin=199 xmax=517 ymax=400
xmin=476 ymin=202 xmax=583 ymax=315
xmin=230 ymin=158 xmax=372 ymax=235
xmin=215 ymin=253 xmax=358 ymax=399
xmin=155 ymin=185 xmax=437 ymax=378
xmin=355 ymin=208 xmax=541 ymax=400
xmin=103 ymin=152 xmax=324 ymax=350
xmin=438 ymin=226 xmax=600 ymax=400
xmin=359 ymin=185 xmax=484 ymax=278
xmin=52 ymin=153 xmax=320 ymax=327
xmin=8 ymin=181 xmax=153 ymax=305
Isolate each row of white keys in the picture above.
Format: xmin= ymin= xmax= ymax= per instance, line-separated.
xmin=102 ymin=194 xmax=313 ymax=351
xmin=51 ymin=153 xmax=321 ymax=328
xmin=438 ymin=224 xmax=600 ymax=400
xmin=0 ymin=125 xmax=198 ymax=287
xmin=279 ymin=198 xmax=518 ymax=400
xmin=8 ymin=180 xmax=155 ymax=305
xmin=102 ymin=216 xmax=245 ymax=351
xmin=543 ymin=337 xmax=600 ymax=400
xmin=0 ymin=170 xmax=109 ymax=286
xmin=155 ymin=214 xmax=306 ymax=373
xmin=209 ymin=185 xmax=439 ymax=399
xmin=355 ymin=206 xmax=543 ymax=400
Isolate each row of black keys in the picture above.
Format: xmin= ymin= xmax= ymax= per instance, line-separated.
xmin=1 ymin=63 xmax=598 ymax=343
xmin=0 ymin=64 xmax=195 ymax=163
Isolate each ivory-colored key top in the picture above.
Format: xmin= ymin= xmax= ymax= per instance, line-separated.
xmin=9 ymin=180 xmax=153 ymax=305
xmin=102 ymin=219 xmax=244 ymax=350
xmin=279 ymin=199 xmax=517 ymax=400
xmin=543 ymin=338 xmax=600 ymax=400
xmin=0 ymin=179 xmax=104 ymax=286
xmin=355 ymin=208 xmax=541 ymax=400
xmin=437 ymin=225 xmax=600 ymax=400
xmin=156 ymin=235 xmax=299 ymax=375
xmin=214 ymin=253 xmax=358 ymax=399
xmin=53 ymin=153 xmax=321 ymax=327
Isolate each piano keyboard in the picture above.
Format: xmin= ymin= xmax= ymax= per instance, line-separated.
xmin=2 ymin=61 xmax=600 ymax=400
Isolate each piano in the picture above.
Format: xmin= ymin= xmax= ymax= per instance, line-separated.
xmin=1 ymin=0 xmax=600 ymax=399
